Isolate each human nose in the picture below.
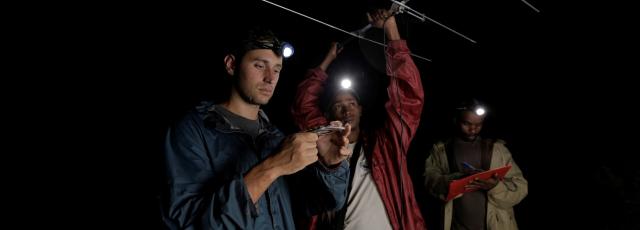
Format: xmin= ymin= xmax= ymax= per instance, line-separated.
xmin=342 ymin=106 xmax=352 ymax=116
xmin=264 ymin=68 xmax=278 ymax=84
xmin=470 ymin=125 xmax=479 ymax=134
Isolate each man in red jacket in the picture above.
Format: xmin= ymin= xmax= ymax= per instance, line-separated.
xmin=292 ymin=9 xmax=426 ymax=230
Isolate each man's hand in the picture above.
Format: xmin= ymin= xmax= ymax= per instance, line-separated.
xmin=367 ymin=9 xmax=395 ymax=29
xmin=319 ymin=42 xmax=343 ymax=71
xmin=244 ymin=132 xmax=319 ymax=203
xmin=367 ymin=9 xmax=400 ymax=40
xmin=465 ymin=173 xmax=500 ymax=190
xmin=316 ymin=121 xmax=352 ymax=167
xmin=271 ymin=132 xmax=320 ymax=176
xmin=326 ymin=42 xmax=343 ymax=62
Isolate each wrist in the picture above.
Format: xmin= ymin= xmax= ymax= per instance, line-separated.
xmin=319 ymin=57 xmax=334 ymax=71
xmin=319 ymin=158 xmax=342 ymax=169
xmin=318 ymin=158 xmax=344 ymax=171
xmin=384 ymin=20 xmax=400 ymax=40
xmin=257 ymin=157 xmax=284 ymax=179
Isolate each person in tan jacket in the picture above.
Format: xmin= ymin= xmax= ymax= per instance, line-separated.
xmin=424 ymin=99 xmax=528 ymax=230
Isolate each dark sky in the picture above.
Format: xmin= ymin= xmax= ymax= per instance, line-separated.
xmin=53 ymin=0 xmax=638 ymax=228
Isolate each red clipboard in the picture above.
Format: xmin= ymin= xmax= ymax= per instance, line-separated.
xmin=445 ymin=165 xmax=512 ymax=201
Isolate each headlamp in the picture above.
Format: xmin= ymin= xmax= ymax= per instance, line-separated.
xmin=253 ymin=40 xmax=294 ymax=58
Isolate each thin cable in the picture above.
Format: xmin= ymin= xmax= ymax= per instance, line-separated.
xmin=260 ymin=0 xmax=431 ymax=62
xmin=521 ymin=0 xmax=541 ymax=13
xmin=261 ymin=0 xmax=386 ymax=47
xmin=390 ymin=0 xmax=476 ymax=43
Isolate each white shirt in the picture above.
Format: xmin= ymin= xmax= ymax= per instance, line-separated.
xmin=344 ymin=142 xmax=393 ymax=230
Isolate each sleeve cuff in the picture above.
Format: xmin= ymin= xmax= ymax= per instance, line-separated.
xmin=315 ymin=160 xmax=349 ymax=174
xmin=237 ymin=176 xmax=260 ymax=217
xmin=386 ymin=40 xmax=409 ymax=53
xmin=488 ymin=180 xmax=507 ymax=195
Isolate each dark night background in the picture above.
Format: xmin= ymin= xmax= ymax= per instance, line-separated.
xmin=24 ymin=0 xmax=638 ymax=228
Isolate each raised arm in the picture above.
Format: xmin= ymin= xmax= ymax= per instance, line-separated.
xmin=291 ymin=42 xmax=343 ymax=130
xmin=373 ymin=10 xmax=424 ymax=154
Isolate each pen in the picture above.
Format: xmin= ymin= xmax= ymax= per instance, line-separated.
xmin=462 ymin=162 xmax=481 ymax=172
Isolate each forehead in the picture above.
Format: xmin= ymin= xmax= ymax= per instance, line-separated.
xmin=242 ymin=49 xmax=283 ymax=65
xmin=461 ymin=111 xmax=484 ymax=123
xmin=332 ymin=91 xmax=358 ymax=103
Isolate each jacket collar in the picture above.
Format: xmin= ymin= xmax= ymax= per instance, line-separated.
xmin=201 ymin=103 xmax=277 ymax=134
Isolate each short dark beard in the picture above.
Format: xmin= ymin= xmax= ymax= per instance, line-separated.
xmin=233 ymin=76 xmax=262 ymax=106
xmin=239 ymin=92 xmax=258 ymax=105
xmin=239 ymin=90 xmax=261 ymax=106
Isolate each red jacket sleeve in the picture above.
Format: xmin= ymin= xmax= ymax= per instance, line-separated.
xmin=382 ymin=39 xmax=424 ymax=154
xmin=291 ymin=68 xmax=330 ymax=130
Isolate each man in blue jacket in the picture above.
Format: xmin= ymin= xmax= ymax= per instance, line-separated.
xmin=161 ymin=28 xmax=352 ymax=229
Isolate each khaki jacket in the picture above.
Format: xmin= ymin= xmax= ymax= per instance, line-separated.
xmin=424 ymin=140 xmax=528 ymax=230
